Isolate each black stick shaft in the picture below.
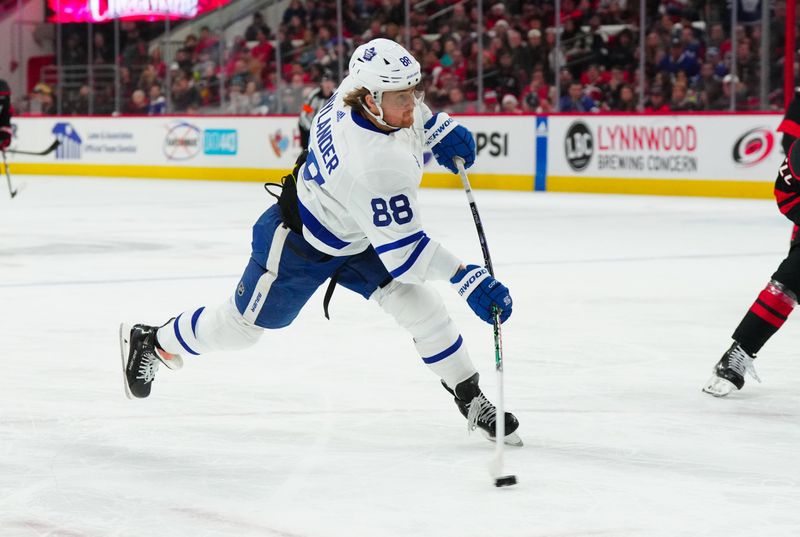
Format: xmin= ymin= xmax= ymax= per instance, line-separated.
xmin=454 ymin=157 xmax=510 ymax=483
xmin=6 ymin=139 xmax=60 ymax=156
xmin=2 ymin=150 xmax=16 ymax=198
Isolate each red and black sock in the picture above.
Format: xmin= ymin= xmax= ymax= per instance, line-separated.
xmin=732 ymin=280 xmax=797 ymax=355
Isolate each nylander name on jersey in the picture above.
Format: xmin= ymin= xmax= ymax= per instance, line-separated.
xmin=295 ymin=76 xmax=459 ymax=285
xmin=313 ymin=93 xmax=339 ymax=174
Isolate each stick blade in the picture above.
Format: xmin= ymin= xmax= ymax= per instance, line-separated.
xmin=46 ymin=139 xmax=62 ymax=154
xmin=6 ymin=182 xmax=25 ymax=199
xmin=489 ymin=452 xmax=518 ymax=487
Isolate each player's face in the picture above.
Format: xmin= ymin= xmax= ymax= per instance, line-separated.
xmin=381 ymin=88 xmax=420 ymax=128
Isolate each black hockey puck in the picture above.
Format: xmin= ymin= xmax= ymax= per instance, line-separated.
xmin=494 ymin=475 xmax=518 ymax=487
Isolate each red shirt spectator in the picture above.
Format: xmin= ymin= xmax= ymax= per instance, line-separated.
xmin=195 ymin=26 xmax=219 ymax=57
xmin=251 ymin=30 xmax=274 ymax=64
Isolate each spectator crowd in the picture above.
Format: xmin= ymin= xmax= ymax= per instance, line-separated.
xmin=20 ymin=0 xmax=793 ymax=116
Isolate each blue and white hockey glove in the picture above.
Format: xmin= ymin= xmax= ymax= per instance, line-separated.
xmin=424 ymin=113 xmax=476 ymax=174
xmin=450 ymin=265 xmax=513 ymax=324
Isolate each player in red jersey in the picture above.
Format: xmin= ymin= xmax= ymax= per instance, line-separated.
xmin=704 ymin=138 xmax=800 ymax=396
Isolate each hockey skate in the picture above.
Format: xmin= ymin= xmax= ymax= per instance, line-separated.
xmin=443 ymin=373 xmax=523 ymax=446
xmin=702 ymin=342 xmax=761 ymax=397
xmin=119 ymin=323 xmax=183 ymax=399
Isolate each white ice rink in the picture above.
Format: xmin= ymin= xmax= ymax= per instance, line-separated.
xmin=1 ymin=175 xmax=799 ymax=537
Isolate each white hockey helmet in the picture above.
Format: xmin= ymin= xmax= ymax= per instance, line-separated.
xmin=348 ymin=38 xmax=421 ymax=107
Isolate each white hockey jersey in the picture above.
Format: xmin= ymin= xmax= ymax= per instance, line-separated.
xmin=295 ymin=75 xmax=461 ymax=285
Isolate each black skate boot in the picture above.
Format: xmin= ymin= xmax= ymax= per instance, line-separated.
xmin=119 ymin=323 xmax=183 ymax=399
xmin=442 ymin=373 xmax=522 ymax=446
xmin=702 ymin=342 xmax=761 ymax=397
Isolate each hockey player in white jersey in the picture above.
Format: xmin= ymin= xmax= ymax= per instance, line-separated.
xmin=120 ymin=38 xmax=521 ymax=446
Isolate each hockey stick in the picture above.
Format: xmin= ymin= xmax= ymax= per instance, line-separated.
xmin=5 ymin=139 xmax=60 ymax=156
xmin=2 ymin=150 xmax=17 ymax=198
xmin=454 ymin=156 xmax=517 ymax=488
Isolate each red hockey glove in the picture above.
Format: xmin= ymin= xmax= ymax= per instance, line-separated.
xmin=0 ymin=126 xmax=12 ymax=151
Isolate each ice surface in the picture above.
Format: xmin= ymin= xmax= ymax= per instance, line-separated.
xmin=1 ymin=175 xmax=799 ymax=537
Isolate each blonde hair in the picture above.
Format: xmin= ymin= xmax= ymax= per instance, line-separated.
xmin=343 ymin=87 xmax=370 ymax=111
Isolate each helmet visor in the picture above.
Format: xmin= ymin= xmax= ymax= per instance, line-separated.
xmin=380 ymin=88 xmax=425 ymax=111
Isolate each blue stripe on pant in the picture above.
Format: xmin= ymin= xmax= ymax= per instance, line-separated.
xmin=173 ymin=312 xmax=201 ymax=355
xmin=422 ymin=335 xmax=464 ymax=364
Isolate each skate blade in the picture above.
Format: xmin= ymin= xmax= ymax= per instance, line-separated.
xmin=503 ymin=432 xmax=524 ymax=447
xmin=119 ymin=323 xmax=133 ymax=400
xmin=702 ymin=374 xmax=737 ymax=397
xmin=481 ymin=430 xmax=524 ymax=447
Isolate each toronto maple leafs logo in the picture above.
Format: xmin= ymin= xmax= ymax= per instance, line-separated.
xmin=363 ymin=47 xmax=376 ymax=61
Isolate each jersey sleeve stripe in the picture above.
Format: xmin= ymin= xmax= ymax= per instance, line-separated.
xmin=297 ymin=197 xmax=351 ymax=250
xmin=374 ymin=230 xmax=427 ymax=254
xmin=421 ymin=335 xmax=464 ymax=364
xmin=779 ymin=119 xmax=800 ymax=139
xmin=776 ymin=189 xmax=795 ymax=203
xmin=388 ymin=235 xmax=431 ymax=278
xmin=777 ymin=192 xmax=800 ymax=208
xmin=780 ymin=195 xmax=800 ymax=215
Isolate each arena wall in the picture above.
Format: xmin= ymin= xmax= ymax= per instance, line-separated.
xmin=5 ymin=112 xmax=785 ymax=198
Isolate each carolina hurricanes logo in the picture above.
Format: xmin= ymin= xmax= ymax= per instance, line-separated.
xmin=732 ymin=127 xmax=775 ymax=167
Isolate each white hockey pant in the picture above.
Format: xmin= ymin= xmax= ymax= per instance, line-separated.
xmin=156 ymin=297 xmax=262 ymax=357
xmin=373 ymin=280 xmax=476 ymax=389
xmin=155 ymin=281 xmax=476 ymax=390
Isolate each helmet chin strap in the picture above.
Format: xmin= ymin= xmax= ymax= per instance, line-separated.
xmin=361 ymin=97 xmax=405 ymax=129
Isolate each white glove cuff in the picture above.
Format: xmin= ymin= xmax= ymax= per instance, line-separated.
xmin=424 ymin=113 xmax=457 ymax=149
xmin=451 ymin=266 xmax=490 ymax=298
